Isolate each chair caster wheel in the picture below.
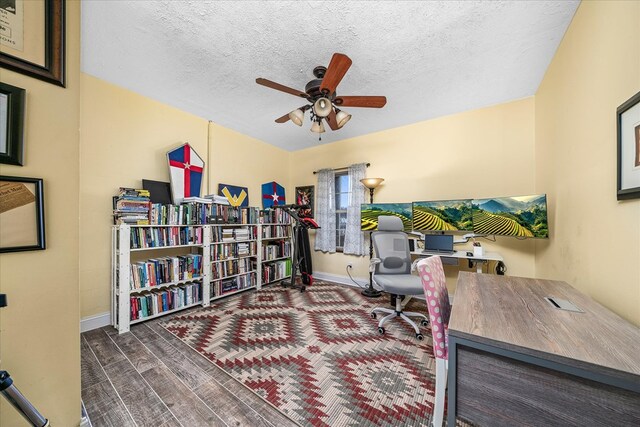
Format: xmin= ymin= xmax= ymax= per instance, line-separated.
xmin=416 ymin=333 xmax=424 ymax=341
xmin=421 ymin=320 xmax=429 ymax=327
xmin=371 ymin=312 xmax=377 ymax=319
xmin=378 ymin=327 xmax=385 ymax=335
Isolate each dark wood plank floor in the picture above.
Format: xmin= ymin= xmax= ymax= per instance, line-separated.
xmin=81 ymin=313 xmax=300 ymax=427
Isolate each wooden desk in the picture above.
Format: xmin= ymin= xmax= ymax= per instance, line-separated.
xmin=447 ymin=272 xmax=640 ymax=426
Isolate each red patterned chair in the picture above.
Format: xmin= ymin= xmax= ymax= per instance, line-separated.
xmin=417 ymin=256 xmax=451 ymax=427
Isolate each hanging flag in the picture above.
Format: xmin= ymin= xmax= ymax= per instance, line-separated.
xmin=262 ymin=181 xmax=286 ymax=208
xmin=218 ymin=183 xmax=249 ymax=207
xmin=167 ymin=143 xmax=204 ymax=204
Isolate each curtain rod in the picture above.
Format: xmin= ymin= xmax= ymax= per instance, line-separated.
xmin=313 ymin=163 xmax=370 ymax=174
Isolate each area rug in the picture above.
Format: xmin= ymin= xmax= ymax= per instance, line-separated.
xmin=160 ymin=280 xmax=438 ymax=426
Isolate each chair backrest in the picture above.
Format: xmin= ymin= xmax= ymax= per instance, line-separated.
xmin=417 ymin=256 xmax=451 ymax=360
xmin=371 ymin=216 xmax=411 ymax=275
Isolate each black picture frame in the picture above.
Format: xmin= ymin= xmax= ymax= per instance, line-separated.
xmin=0 ymin=0 xmax=66 ymax=87
xmin=0 ymin=82 xmax=26 ymax=166
xmin=616 ymin=91 xmax=640 ymax=200
xmin=0 ymin=176 xmax=46 ymax=253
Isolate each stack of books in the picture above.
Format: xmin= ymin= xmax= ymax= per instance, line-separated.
xmin=113 ymin=188 xmax=150 ymax=225
xmin=205 ymin=194 xmax=230 ymax=205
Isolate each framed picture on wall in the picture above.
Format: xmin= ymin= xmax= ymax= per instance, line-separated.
xmin=0 ymin=176 xmax=46 ymax=253
xmin=0 ymin=0 xmax=66 ymax=87
xmin=295 ymin=185 xmax=314 ymax=218
xmin=0 ymin=82 xmax=26 ymax=166
xmin=617 ymin=91 xmax=640 ymax=200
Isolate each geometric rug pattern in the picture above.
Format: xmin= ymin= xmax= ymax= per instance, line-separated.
xmin=160 ymin=281 xmax=438 ymax=426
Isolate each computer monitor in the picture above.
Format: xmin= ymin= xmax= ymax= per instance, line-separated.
xmin=142 ymin=179 xmax=173 ymax=204
xmin=360 ymin=203 xmax=412 ymax=232
xmin=412 ymin=199 xmax=473 ymax=232
xmin=472 ymin=194 xmax=549 ymax=238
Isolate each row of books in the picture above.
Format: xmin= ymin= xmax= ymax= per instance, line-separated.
xmin=129 ymin=226 xmax=203 ymax=249
xmin=211 ymin=258 xmax=254 ymax=280
xmin=212 ymin=226 xmax=256 ymax=243
xmin=129 ymin=255 xmax=202 ymax=290
xmin=262 ymin=241 xmax=291 ymax=261
xmin=262 ymin=208 xmax=291 ymax=224
xmin=130 ymin=282 xmax=201 ymax=321
xmin=210 ymin=205 xmax=259 ymax=224
xmin=211 ymin=272 xmax=256 ymax=297
xmin=149 ymin=202 xmax=210 ymax=225
xmin=211 ymin=241 xmax=257 ymax=261
xmin=262 ymin=224 xmax=291 ymax=239
xmin=262 ymin=259 xmax=292 ymax=284
xmin=113 ymin=188 xmax=150 ymax=225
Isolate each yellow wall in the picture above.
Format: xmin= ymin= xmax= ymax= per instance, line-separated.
xmin=0 ymin=1 xmax=81 ymax=425
xmin=208 ymin=123 xmax=290 ymax=217
xmin=79 ymin=74 xmax=209 ymax=318
xmin=291 ymin=98 xmax=537 ymax=291
xmin=79 ymin=75 xmax=290 ymax=318
xmin=535 ymin=1 xmax=640 ymax=325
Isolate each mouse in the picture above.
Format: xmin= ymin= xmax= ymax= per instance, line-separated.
xmin=466 ymin=251 xmax=473 ymax=256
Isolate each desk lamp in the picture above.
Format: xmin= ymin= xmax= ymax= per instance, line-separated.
xmin=360 ymin=177 xmax=384 ymax=298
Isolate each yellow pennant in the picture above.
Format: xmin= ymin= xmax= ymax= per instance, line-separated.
xmin=221 ymin=187 xmax=248 ymax=207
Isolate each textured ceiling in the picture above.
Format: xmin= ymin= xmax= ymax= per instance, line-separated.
xmin=81 ymin=1 xmax=579 ymax=151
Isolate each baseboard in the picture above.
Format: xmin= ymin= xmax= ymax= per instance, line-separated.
xmin=312 ymin=271 xmax=370 ymax=289
xmin=81 ymin=312 xmax=111 ymax=333
xmin=313 ymin=271 xmax=426 ymax=300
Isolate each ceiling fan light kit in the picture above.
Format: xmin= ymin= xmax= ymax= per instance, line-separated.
xmin=335 ymin=109 xmax=352 ymax=128
xmin=313 ymin=97 xmax=332 ymax=118
xmin=289 ymin=108 xmax=304 ymax=126
xmin=310 ymin=119 xmax=325 ymax=134
xmin=256 ymin=53 xmax=387 ymax=141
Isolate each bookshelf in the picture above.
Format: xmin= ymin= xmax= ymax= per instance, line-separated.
xmin=259 ymin=210 xmax=293 ymax=289
xmin=112 ymin=224 xmax=210 ymax=334
xmin=209 ymin=221 xmax=259 ymax=300
xmin=111 ymin=204 xmax=294 ymax=334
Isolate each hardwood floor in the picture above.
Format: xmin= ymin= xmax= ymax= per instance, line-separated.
xmin=81 ymin=315 xmax=299 ymax=427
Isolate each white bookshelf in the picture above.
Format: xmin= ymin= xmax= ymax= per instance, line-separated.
xmin=209 ymin=221 xmax=259 ymax=300
xmin=111 ymin=224 xmax=210 ymax=334
xmin=258 ymin=211 xmax=293 ymax=289
xmin=111 ymin=206 xmax=295 ymax=334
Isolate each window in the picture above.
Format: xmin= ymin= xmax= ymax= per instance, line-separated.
xmin=335 ymin=171 xmax=350 ymax=249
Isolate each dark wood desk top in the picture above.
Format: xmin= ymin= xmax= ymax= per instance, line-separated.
xmin=449 ymin=272 xmax=640 ymax=382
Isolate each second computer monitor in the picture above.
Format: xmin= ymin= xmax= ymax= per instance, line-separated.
xmin=412 ymin=199 xmax=473 ymax=232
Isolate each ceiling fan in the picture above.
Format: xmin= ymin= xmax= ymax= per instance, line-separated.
xmin=256 ymin=53 xmax=387 ymax=140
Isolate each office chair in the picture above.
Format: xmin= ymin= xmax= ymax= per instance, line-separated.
xmin=416 ymin=256 xmax=451 ymax=427
xmin=370 ymin=216 xmax=429 ymax=340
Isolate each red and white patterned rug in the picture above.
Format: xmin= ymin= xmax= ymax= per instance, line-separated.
xmin=160 ymin=280 xmax=438 ymax=426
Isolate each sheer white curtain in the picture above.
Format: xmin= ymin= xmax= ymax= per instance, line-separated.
xmin=314 ymin=168 xmax=336 ymax=253
xmin=343 ymin=163 xmax=367 ymax=255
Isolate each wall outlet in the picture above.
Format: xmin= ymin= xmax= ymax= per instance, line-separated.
xmin=346 ymin=263 xmax=353 ymax=270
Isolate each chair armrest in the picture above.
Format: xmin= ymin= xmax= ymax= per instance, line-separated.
xmin=369 ymin=257 xmax=382 ymax=273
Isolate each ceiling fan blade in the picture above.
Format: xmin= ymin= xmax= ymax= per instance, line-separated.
xmin=256 ymin=78 xmax=307 ymax=98
xmin=275 ymin=113 xmax=291 ymax=123
xmin=320 ymin=53 xmax=352 ymax=95
xmin=334 ymin=96 xmax=387 ymax=108
xmin=324 ymin=110 xmax=339 ymax=131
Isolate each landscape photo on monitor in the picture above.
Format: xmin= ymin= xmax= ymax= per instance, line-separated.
xmin=361 ymin=203 xmax=412 ymax=232
xmin=472 ymin=194 xmax=549 ymax=238
xmin=412 ymin=199 xmax=473 ymax=232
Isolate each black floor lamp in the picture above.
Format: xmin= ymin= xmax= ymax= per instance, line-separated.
xmin=360 ymin=177 xmax=384 ymax=298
